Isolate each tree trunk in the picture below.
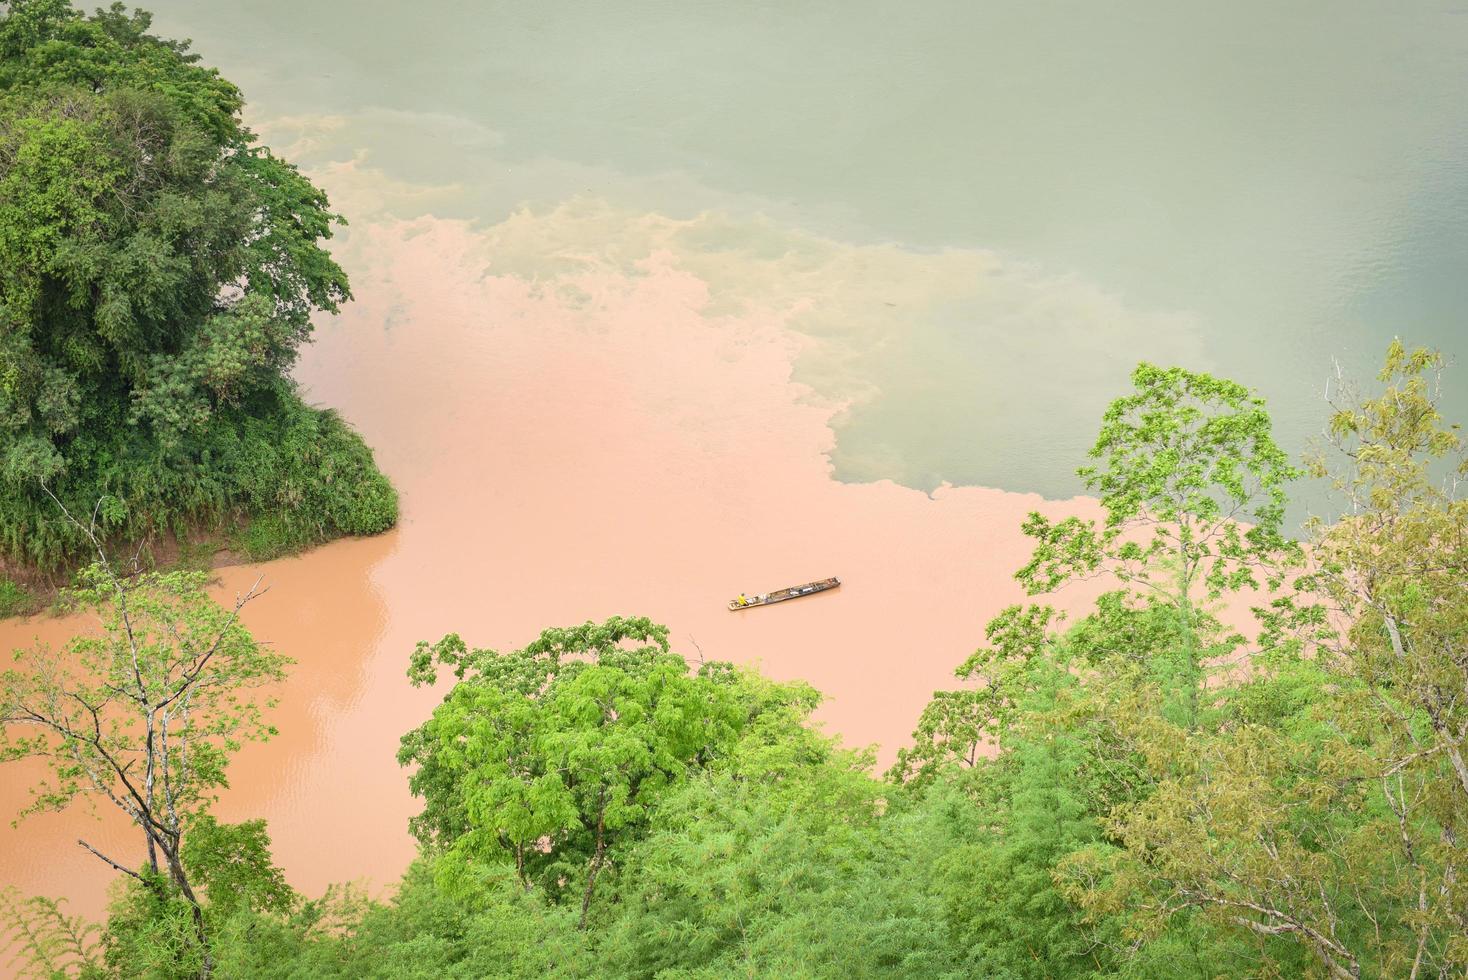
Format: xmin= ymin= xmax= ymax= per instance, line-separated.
xmin=579 ymin=795 xmax=608 ymax=931
xmin=161 ymin=841 xmax=212 ymax=978
xmin=1176 ymin=560 xmax=1200 ymax=729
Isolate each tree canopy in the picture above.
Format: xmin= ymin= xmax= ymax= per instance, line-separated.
xmin=0 ymin=0 xmax=393 ymax=571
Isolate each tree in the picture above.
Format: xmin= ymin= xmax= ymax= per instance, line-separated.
xmin=399 ymin=618 xmax=748 ymax=928
xmin=890 ymin=364 xmax=1309 ymax=978
xmin=0 ymin=0 xmax=393 ymax=568
xmin=1059 ymin=344 xmax=1468 ymax=979
xmin=889 ymin=603 xmax=1059 ymax=783
xmin=96 ymin=816 xmax=299 ymax=980
xmin=585 ymin=661 xmax=925 ymax=976
xmin=1057 ymin=680 xmax=1375 ymax=979
xmin=933 ymin=660 xmax=1120 ymax=979
xmin=1299 ymin=341 xmax=1468 ymax=971
xmin=1309 ymin=341 xmax=1468 ymax=807
xmin=1018 ymin=362 xmax=1300 ymax=726
xmin=596 ymin=759 xmax=958 ymax=978
xmin=0 ymin=506 xmax=286 ymax=975
xmin=895 ymin=592 xmax=1201 ymax=977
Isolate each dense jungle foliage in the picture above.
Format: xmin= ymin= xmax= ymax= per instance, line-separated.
xmin=0 ymin=0 xmax=395 ymax=575
xmin=3 ymin=341 xmax=1464 ymax=979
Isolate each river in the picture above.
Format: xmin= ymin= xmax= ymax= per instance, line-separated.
xmin=2 ymin=0 xmax=1465 ymax=927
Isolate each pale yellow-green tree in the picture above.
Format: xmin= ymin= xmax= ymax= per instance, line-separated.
xmin=1307 ymin=341 xmax=1468 ymax=972
xmin=0 ymin=504 xmax=284 ymax=977
xmin=1060 ymin=343 xmax=1468 ymax=979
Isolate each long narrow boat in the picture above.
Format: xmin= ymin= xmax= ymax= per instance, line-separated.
xmin=728 ymin=577 xmax=840 ymax=611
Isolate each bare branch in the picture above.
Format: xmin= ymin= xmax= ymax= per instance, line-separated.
xmin=76 ymin=839 xmax=140 ymax=881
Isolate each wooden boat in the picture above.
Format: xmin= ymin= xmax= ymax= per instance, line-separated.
xmin=728 ymin=577 xmax=840 ymax=611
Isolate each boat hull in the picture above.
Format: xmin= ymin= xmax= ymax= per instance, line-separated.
xmin=728 ymin=577 xmax=840 ymax=610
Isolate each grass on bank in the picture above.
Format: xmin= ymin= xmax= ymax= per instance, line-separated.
xmin=0 ymin=578 xmax=34 ymax=618
xmin=0 ymin=389 xmax=397 ymax=618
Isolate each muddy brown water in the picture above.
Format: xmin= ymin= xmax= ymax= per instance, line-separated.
xmin=0 ymin=215 xmax=1118 ymax=926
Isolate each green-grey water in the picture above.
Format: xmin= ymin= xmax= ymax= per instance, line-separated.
xmin=149 ymin=0 xmax=1468 ymax=499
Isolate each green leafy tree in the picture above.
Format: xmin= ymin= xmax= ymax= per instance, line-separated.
xmin=91 ymin=817 xmax=300 ymax=980
xmin=597 ymin=769 xmax=960 ymax=978
xmin=930 ymin=658 xmax=1117 ymax=979
xmin=592 ymin=670 xmax=936 ymax=978
xmin=181 ymin=816 xmax=295 ymax=922
xmin=0 ymin=511 xmax=286 ymax=975
xmin=0 ymin=0 xmax=393 ymax=569
xmin=907 ymin=597 xmax=1189 ymax=978
xmin=1018 ymin=363 xmax=1300 ymax=726
xmin=400 ymin=618 xmax=746 ymax=927
xmin=890 ymin=603 xmax=1059 ymax=783
xmin=1058 ymin=677 xmax=1374 ymax=979
xmin=895 ymin=363 xmax=1308 ymax=978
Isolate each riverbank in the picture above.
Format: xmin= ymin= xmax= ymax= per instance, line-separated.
xmin=0 ymin=509 xmax=390 ymax=620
